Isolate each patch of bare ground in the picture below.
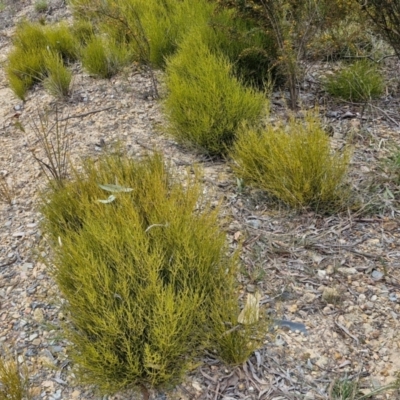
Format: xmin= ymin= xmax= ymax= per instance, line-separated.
xmin=1 ymin=1 xmax=400 ymax=400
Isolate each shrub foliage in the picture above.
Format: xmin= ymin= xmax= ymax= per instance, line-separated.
xmin=6 ymin=21 xmax=77 ymax=99
xmin=164 ymin=33 xmax=266 ymax=156
xmin=230 ymin=113 xmax=351 ymax=211
xmin=41 ymin=153 xmax=267 ymax=394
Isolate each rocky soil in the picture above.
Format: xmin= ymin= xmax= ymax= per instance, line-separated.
xmin=1 ymin=1 xmax=400 ymax=399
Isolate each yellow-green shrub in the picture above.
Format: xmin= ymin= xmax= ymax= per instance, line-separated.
xmin=230 ymin=114 xmax=351 ymax=211
xmin=44 ymin=52 xmax=72 ymax=98
xmin=70 ymin=0 xmax=217 ymax=68
xmin=80 ymin=36 xmax=133 ymax=78
xmin=0 ymin=352 xmax=30 ymax=400
xmin=41 ymin=153 xmax=268 ymax=394
xmin=6 ymin=20 xmax=78 ymax=99
xmin=164 ymin=33 xmax=266 ymax=155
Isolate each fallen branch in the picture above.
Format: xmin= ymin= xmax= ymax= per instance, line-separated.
xmin=59 ymin=107 xmax=114 ymax=121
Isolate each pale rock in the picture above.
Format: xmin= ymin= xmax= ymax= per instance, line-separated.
xmin=315 ymin=356 xmax=329 ymax=368
xmin=191 ymin=380 xmax=202 ymax=392
xmin=33 ymin=308 xmax=44 ymax=323
xmin=303 ymin=292 xmax=317 ymax=303
xmin=338 ymin=267 xmax=357 ymax=275
xmin=322 ymin=287 xmax=340 ymax=304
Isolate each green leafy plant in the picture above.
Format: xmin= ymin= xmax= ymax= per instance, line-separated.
xmin=41 ymin=153 xmax=268 ymax=396
xmin=164 ymin=32 xmax=266 ymax=156
xmin=0 ymin=352 xmax=31 ymax=400
xmin=230 ymin=112 xmax=351 ymax=212
xmin=324 ymin=60 xmax=384 ymax=102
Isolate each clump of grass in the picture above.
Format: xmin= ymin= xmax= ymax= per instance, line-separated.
xmin=6 ymin=20 xmax=78 ymax=99
xmin=164 ymin=32 xmax=266 ymax=156
xmin=0 ymin=352 xmax=31 ymax=400
xmin=386 ymin=147 xmax=400 ymax=184
xmin=34 ymin=0 xmax=48 ymax=13
xmin=324 ymin=60 xmax=384 ymax=102
xmin=44 ymin=52 xmax=72 ymax=98
xmin=41 ymin=153 xmax=268 ymax=395
xmin=0 ymin=173 xmax=14 ymax=205
xmin=329 ymin=374 xmax=400 ymax=400
xmin=80 ymin=36 xmax=132 ymax=79
xmin=230 ymin=113 xmax=351 ymax=212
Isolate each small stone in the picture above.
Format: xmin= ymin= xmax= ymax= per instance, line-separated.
xmin=326 ymin=265 xmax=334 ymax=275
xmin=71 ymin=390 xmax=81 ymax=399
xmin=315 ymin=356 xmax=329 ymax=368
xmin=317 ymin=270 xmax=326 ymax=279
xmin=42 ymin=380 xmax=54 ymax=389
xmin=288 ymin=304 xmax=298 ymax=313
xmin=29 ymin=333 xmax=38 ymax=341
xmin=389 ymin=293 xmax=397 ymax=302
xmin=12 ymin=231 xmax=26 ymax=237
xmin=32 ymin=338 xmax=41 ymax=346
xmin=322 ymin=287 xmax=340 ymax=304
xmin=338 ymin=267 xmax=357 ymax=276
xmin=191 ymin=380 xmax=202 ymax=392
xmin=303 ymin=292 xmax=316 ymax=303
xmin=304 ymin=391 xmax=315 ymax=399
xmin=50 ymin=389 xmax=62 ymax=400
xmin=372 ymin=270 xmax=384 ymax=281
xmin=33 ymin=308 xmax=44 ymax=323
xmin=246 ymin=219 xmax=260 ymax=229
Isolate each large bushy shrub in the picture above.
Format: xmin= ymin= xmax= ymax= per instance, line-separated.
xmin=164 ymin=33 xmax=266 ymax=156
xmin=230 ymin=113 xmax=351 ymax=211
xmin=41 ymin=153 xmax=267 ymax=395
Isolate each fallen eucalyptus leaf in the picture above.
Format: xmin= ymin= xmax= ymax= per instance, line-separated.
xmin=97 ymin=195 xmax=116 ymax=204
xmin=98 ymin=183 xmax=133 ymax=193
xmin=238 ymin=292 xmax=261 ymax=325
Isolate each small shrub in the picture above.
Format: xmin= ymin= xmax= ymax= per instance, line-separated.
xmin=71 ymin=19 xmax=95 ymax=46
xmin=164 ymin=32 xmax=266 ymax=155
xmin=44 ymin=52 xmax=72 ymax=98
xmin=12 ymin=21 xmax=78 ymax=62
xmin=324 ymin=60 xmax=384 ymax=102
xmin=6 ymin=48 xmax=46 ymax=100
xmin=0 ymin=352 xmax=31 ymax=400
xmin=0 ymin=173 xmax=14 ymax=205
xmin=80 ymin=36 xmax=132 ymax=78
xmin=34 ymin=0 xmax=48 ymax=13
xmin=41 ymin=153 xmax=268 ymax=394
xmin=6 ymin=21 xmax=78 ymax=99
xmin=230 ymin=113 xmax=351 ymax=211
